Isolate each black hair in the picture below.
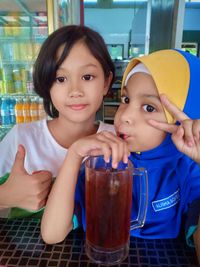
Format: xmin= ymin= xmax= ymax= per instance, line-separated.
xmin=33 ymin=25 xmax=115 ymax=118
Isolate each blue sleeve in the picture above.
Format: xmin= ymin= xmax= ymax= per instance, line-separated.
xmin=181 ymin=160 xmax=200 ymax=246
xmin=187 ymin=162 xmax=200 ymax=203
xmin=73 ymin=162 xmax=86 ymax=230
xmin=72 ymin=204 xmax=82 ymax=230
xmin=185 ymin=198 xmax=200 ymax=247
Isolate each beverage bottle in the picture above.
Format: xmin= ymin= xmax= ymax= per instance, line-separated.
xmin=38 ymin=98 xmax=46 ymax=120
xmin=21 ymin=66 xmax=27 ymax=94
xmin=3 ymin=64 xmax=15 ymax=94
xmin=0 ymin=98 xmax=2 ymax=126
xmin=4 ymin=23 xmax=13 ymax=37
xmin=26 ymin=67 xmax=34 ymax=94
xmin=23 ymin=97 xmax=31 ymax=123
xmin=9 ymin=98 xmax=16 ymax=125
xmin=1 ymin=97 xmax=11 ymax=126
xmin=13 ymin=66 xmax=23 ymax=94
xmin=13 ymin=42 xmax=20 ymax=61
xmin=30 ymin=97 xmax=39 ymax=121
xmin=0 ymin=67 xmax=5 ymax=95
xmin=26 ymin=42 xmax=33 ymax=60
xmin=19 ymin=43 xmax=27 ymax=61
xmin=15 ymin=98 xmax=24 ymax=124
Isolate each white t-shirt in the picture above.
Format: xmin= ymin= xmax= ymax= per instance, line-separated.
xmin=0 ymin=119 xmax=115 ymax=217
xmin=0 ymin=119 xmax=115 ymax=177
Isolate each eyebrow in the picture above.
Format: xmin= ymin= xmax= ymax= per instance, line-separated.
xmin=83 ymin=63 xmax=98 ymax=68
xmin=142 ymin=94 xmax=160 ymax=101
xmin=58 ymin=63 xmax=98 ymax=71
xmin=122 ymin=88 xmax=160 ymax=101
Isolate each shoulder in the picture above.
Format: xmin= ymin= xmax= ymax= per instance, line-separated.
xmin=1 ymin=119 xmax=48 ymax=145
xmin=179 ymin=154 xmax=200 ymax=174
xmin=97 ymin=121 xmax=116 ymax=134
xmin=13 ymin=119 xmax=48 ymax=136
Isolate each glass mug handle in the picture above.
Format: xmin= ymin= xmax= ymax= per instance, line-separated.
xmin=130 ymin=167 xmax=148 ymax=230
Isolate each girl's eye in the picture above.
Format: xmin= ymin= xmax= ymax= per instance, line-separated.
xmin=143 ymin=104 xmax=156 ymax=112
xmin=56 ymin=76 xmax=66 ymax=83
xmin=82 ymin=75 xmax=94 ymax=81
xmin=121 ymin=95 xmax=129 ymax=104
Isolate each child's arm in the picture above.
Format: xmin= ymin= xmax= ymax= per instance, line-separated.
xmin=148 ymin=94 xmax=200 ymax=164
xmin=41 ymin=131 xmax=129 ymax=244
xmin=194 ymin=216 xmax=200 ymax=264
xmin=41 ymin=148 xmax=82 ymax=244
xmin=0 ymin=145 xmax=52 ymax=211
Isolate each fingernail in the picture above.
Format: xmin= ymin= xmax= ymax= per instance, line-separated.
xmin=104 ymin=157 xmax=109 ymax=163
xmin=187 ymin=141 xmax=194 ymax=147
xmin=112 ymin=162 xmax=117 ymax=169
xmin=32 ymin=170 xmax=43 ymax=174
xmin=124 ymin=156 xmax=128 ymax=164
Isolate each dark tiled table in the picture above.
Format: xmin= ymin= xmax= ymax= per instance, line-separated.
xmin=0 ymin=218 xmax=198 ymax=267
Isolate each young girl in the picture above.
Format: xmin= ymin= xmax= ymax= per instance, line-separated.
xmin=41 ymin=49 xmax=200 ymax=263
xmin=0 ymin=25 xmax=115 ymax=218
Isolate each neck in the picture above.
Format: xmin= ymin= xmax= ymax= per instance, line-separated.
xmin=47 ymin=117 xmax=98 ymax=149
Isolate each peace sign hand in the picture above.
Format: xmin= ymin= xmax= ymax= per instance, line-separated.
xmin=148 ymin=94 xmax=200 ymax=164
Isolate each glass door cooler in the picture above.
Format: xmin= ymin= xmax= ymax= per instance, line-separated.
xmin=0 ymin=0 xmax=53 ymax=141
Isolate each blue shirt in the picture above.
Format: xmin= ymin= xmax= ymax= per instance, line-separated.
xmin=75 ymin=134 xmax=200 ymax=241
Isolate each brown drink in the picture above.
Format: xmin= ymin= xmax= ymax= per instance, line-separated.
xmin=85 ymin=156 xmax=148 ymax=265
xmin=86 ymin=168 xmax=132 ymax=249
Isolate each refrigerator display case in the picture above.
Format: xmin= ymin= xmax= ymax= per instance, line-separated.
xmin=0 ymin=0 xmax=82 ymax=141
xmin=0 ymin=0 xmax=52 ymax=141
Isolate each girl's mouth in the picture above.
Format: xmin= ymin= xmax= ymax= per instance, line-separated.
xmin=69 ymin=104 xmax=87 ymax=110
xmin=118 ymin=133 xmax=129 ymax=140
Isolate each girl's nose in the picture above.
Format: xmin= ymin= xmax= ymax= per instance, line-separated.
xmin=120 ymin=106 xmax=134 ymax=125
xmin=68 ymin=82 xmax=84 ymax=98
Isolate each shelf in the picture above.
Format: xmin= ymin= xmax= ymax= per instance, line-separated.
xmin=104 ymin=117 xmax=115 ymax=120
xmin=0 ymin=60 xmax=35 ymax=65
xmin=103 ymin=102 xmax=120 ymax=106
xmin=0 ymin=125 xmax=13 ymax=129
xmin=0 ymin=36 xmax=46 ymax=41
xmin=0 ymin=93 xmax=37 ymax=97
xmin=112 ymin=83 xmax=121 ymax=89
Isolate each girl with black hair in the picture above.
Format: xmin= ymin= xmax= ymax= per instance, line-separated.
xmin=0 ymin=25 xmax=115 ymax=219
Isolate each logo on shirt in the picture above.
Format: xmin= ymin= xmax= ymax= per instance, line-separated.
xmin=152 ymin=188 xmax=180 ymax=212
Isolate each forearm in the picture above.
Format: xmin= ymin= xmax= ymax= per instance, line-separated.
xmin=193 ymin=216 xmax=200 ymax=264
xmin=41 ymin=150 xmax=82 ymax=244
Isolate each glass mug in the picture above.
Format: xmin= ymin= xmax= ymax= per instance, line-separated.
xmin=85 ymin=155 xmax=148 ymax=265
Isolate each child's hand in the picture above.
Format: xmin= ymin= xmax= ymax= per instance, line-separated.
xmin=70 ymin=131 xmax=130 ymax=169
xmin=3 ymin=145 xmax=52 ymax=211
xmin=148 ymin=94 xmax=200 ymax=164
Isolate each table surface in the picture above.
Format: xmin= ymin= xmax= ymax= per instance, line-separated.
xmin=0 ymin=218 xmax=199 ymax=267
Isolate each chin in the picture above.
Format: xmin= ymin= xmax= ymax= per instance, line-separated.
xmin=129 ymin=144 xmax=155 ymax=153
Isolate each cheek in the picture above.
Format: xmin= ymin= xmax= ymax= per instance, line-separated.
xmin=50 ymin=86 xmax=64 ymax=107
xmin=152 ymin=107 xmax=168 ymax=123
xmin=114 ymin=108 xmax=121 ymax=125
xmin=144 ymin=127 xmax=166 ymax=148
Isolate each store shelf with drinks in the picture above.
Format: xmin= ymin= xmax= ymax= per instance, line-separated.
xmin=0 ymin=9 xmax=48 ymax=141
xmin=0 ymin=95 xmax=47 ymax=140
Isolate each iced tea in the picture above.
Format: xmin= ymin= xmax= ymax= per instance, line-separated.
xmin=86 ymin=168 xmax=132 ymax=249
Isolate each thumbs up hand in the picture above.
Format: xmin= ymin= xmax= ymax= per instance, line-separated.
xmin=1 ymin=145 xmax=52 ymax=211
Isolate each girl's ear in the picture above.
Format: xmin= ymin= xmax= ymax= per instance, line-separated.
xmin=103 ymin=71 xmax=113 ymax=96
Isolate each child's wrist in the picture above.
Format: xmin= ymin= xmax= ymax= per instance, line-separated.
xmin=68 ymin=147 xmax=83 ymax=163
